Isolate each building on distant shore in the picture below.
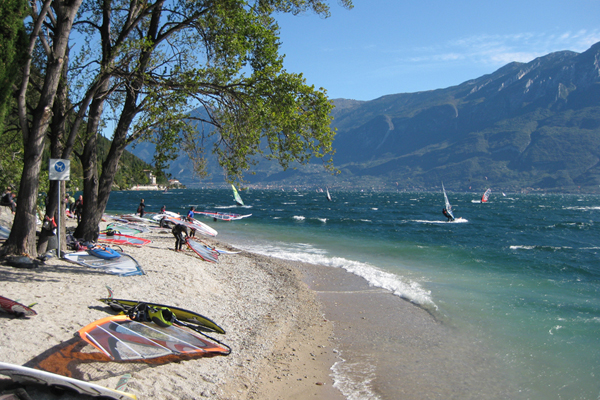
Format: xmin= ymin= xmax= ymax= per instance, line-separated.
xmin=144 ymin=170 xmax=157 ymax=185
xmin=168 ymin=179 xmax=184 ymax=188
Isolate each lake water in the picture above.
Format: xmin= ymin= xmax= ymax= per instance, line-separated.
xmin=107 ymin=188 xmax=600 ymax=399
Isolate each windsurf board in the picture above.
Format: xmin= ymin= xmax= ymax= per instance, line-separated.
xmin=0 ymin=296 xmax=37 ymax=317
xmin=0 ymin=361 xmax=136 ymax=399
xmin=88 ymin=245 xmax=121 ymax=260
xmin=98 ymin=298 xmax=225 ymax=334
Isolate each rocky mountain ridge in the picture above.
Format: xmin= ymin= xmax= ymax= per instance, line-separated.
xmin=130 ymin=41 xmax=600 ymax=192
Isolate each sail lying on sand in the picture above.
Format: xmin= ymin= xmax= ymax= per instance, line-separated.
xmin=232 ymin=184 xmax=244 ymax=206
xmin=78 ymin=315 xmax=229 ymax=362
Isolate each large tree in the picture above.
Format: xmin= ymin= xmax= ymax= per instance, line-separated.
xmin=2 ymin=0 xmax=353 ymax=254
xmin=71 ymin=0 xmax=352 ymax=240
xmin=1 ymin=0 xmax=84 ymax=257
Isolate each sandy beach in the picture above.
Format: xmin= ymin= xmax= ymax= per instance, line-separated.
xmin=0 ymin=209 xmax=344 ymax=399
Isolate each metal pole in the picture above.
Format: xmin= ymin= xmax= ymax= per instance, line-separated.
xmin=57 ymin=181 xmax=61 ymax=258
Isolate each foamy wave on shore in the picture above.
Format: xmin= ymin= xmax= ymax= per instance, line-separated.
xmin=240 ymin=242 xmax=437 ymax=309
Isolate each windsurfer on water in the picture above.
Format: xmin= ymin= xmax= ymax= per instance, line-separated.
xmin=442 ymin=207 xmax=454 ymax=222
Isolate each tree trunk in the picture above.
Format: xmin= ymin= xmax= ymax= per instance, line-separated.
xmin=1 ymin=0 xmax=83 ymax=257
xmin=2 ymin=108 xmax=51 ymax=256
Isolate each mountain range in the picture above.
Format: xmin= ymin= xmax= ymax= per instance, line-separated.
xmin=130 ymin=41 xmax=600 ymax=193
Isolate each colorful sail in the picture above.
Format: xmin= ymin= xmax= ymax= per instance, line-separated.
xmin=232 ymin=184 xmax=244 ymax=206
xmin=481 ymin=188 xmax=491 ymax=203
xmin=442 ymin=183 xmax=455 ymax=220
xmin=78 ymin=315 xmax=229 ymax=362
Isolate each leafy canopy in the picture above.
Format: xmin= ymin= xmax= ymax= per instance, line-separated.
xmin=72 ymin=0 xmax=351 ymax=183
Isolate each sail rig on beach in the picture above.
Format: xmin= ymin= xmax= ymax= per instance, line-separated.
xmin=232 ymin=184 xmax=244 ymax=206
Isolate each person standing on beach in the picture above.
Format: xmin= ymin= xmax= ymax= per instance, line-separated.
xmin=186 ymin=206 xmax=196 ymax=237
xmin=74 ymin=195 xmax=83 ymax=223
xmin=1 ymin=187 xmax=16 ymax=213
xmin=172 ymin=223 xmax=189 ymax=251
xmin=138 ymin=199 xmax=145 ymax=217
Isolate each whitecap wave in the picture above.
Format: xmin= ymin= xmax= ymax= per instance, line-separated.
xmin=239 ymin=242 xmax=436 ymax=309
xmin=331 ymin=356 xmax=381 ymax=400
xmin=293 ymin=216 xmax=305 ymax=221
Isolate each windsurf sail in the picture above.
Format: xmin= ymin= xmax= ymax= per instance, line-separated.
xmin=78 ymin=315 xmax=229 ymax=362
xmin=482 ymin=188 xmax=492 ymax=203
xmin=106 ymin=223 xmax=143 ymax=236
xmin=232 ymin=184 xmax=244 ymax=206
xmin=0 ymin=362 xmax=137 ymax=400
xmin=442 ymin=183 xmax=455 ymax=220
xmin=161 ymin=216 xmax=218 ymax=237
xmin=99 ymin=233 xmax=151 ymax=247
xmin=186 ymin=238 xmax=219 ymax=263
xmin=64 ymin=251 xmax=144 ymax=276
xmin=194 ymin=211 xmax=251 ymax=221
xmin=326 ymin=188 xmax=332 ymax=201
xmin=0 ymin=224 xmax=10 ymax=240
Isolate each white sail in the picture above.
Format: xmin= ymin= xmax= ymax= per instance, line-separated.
xmin=442 ymin=183 xmax=455 ymax=219
xmin=326 ymin=188 xmax=332 ymax=201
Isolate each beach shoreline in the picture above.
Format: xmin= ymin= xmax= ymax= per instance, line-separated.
xmin=0 ymin=215 xmax=345 ymax=399
xmin=0 ymin=207 xmax=516 ymax=399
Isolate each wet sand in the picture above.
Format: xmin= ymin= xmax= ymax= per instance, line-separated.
xmin=297 ymin=262 xmax=516 ymax=400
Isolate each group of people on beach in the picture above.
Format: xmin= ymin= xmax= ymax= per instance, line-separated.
xmin=137 ymin=199 xmax=197 ymax=251
xmin=66 ymin=194 xmax=84 ymax=223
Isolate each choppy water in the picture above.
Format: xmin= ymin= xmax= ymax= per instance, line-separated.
xmin=107 ymin=188 xmax=600 ymax=399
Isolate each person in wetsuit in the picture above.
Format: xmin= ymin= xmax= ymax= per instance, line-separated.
xmin=442 ymin=207 xmax=454 ymax=222
xmin=172 ymin=223 xmax=189 ymax=251
xmin=1 ymin=187 xmax=16 ymax=213
xmin=138 ymin=199 xmax=146 ymax=217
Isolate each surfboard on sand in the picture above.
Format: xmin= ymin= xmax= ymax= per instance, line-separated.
xmin=0 ymin=296 xmax=37 ymax=317
xmin=98 ymin=298 xmax=225 ymax=334
xmin=0 ymin=361 xmax=137 ymax=400
xmin=64 ymin=251 xmax=144 ymax=276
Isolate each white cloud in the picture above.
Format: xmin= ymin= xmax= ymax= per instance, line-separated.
xmin=403 ymin=29 xmax=600 ymax=68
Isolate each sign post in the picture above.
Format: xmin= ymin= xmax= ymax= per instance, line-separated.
xmin=49 ymin=159 xmax=70 ymax=258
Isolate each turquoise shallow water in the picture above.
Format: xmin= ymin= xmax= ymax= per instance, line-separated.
xmin=107 ymin=189 xmax=600 ymax=399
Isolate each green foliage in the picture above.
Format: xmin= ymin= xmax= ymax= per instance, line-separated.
xmin=0 ymin=126 xmax=23 ymax=192
xmin=86 ymin=0 xmax=347 ymax=186
xmin=0 ymin=0 xmax=28 ymax=132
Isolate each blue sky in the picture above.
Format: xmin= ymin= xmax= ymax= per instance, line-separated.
xmin=274 ymin=0 xmax=600 ymax=101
